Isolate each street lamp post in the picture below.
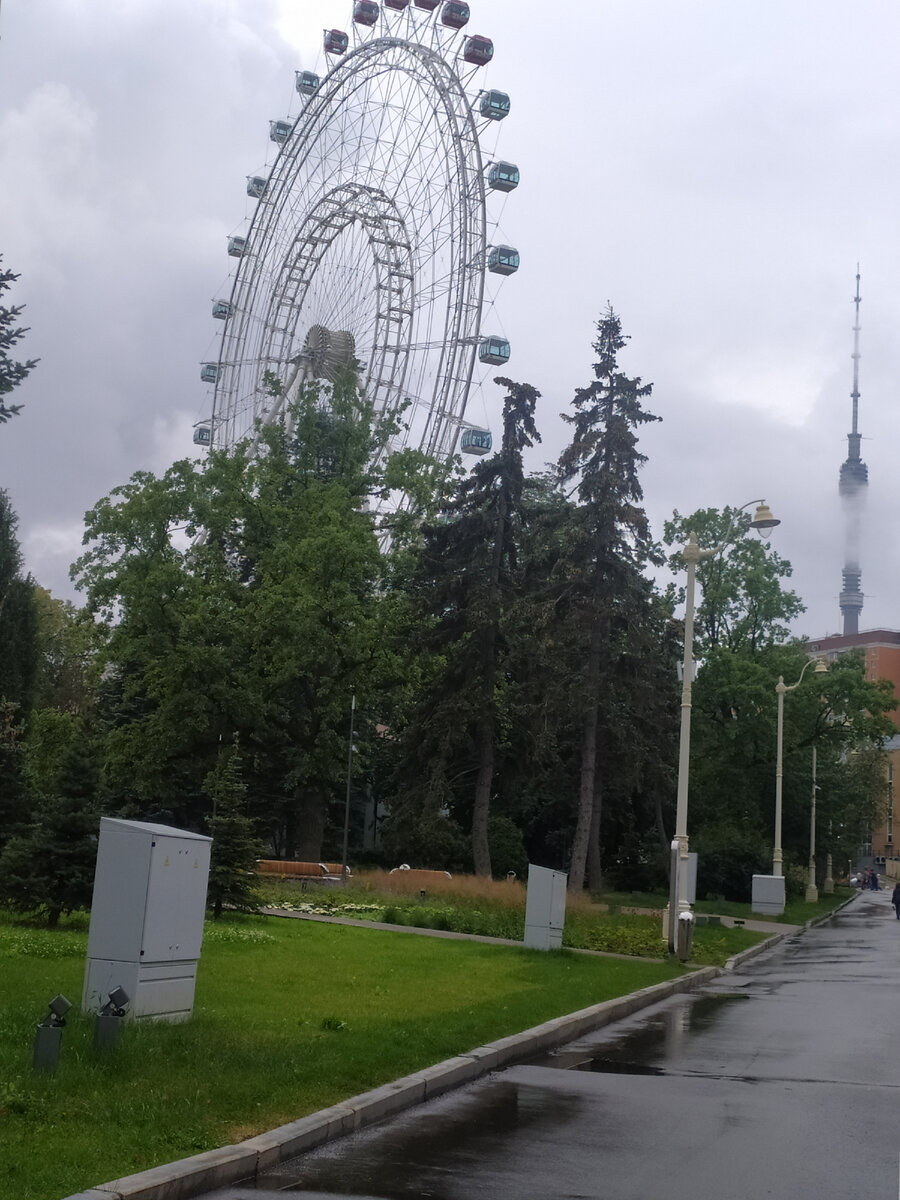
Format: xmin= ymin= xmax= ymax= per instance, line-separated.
xmin=773 ymin=658 xmax=827 ymax=876
xmin=806 ymin=745 xmax=819 ymax=902
xmin=665 ymin=500 xmax=781 ymax=956
xmin=340 ymin=694 xmax=356 ymax=885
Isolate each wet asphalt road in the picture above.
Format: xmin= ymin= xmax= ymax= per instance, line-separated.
xmin=209 ymin=890 xmax=900 ymax=1199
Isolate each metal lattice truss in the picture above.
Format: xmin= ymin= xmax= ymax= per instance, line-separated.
xmin=211 ymin=19 xmax=494 ymax=474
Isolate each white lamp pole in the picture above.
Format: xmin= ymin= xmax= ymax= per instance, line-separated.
xmin=665 ymin=500 xmax=780 ymax=955
xmin=773 ymin=658 xmax=827 ymax=877
xmin=805 ymin=745 xmax=818 ymax=902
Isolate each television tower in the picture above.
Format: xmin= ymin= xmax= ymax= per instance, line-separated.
xmin=838 ymin=268 xmax=868 ymax=635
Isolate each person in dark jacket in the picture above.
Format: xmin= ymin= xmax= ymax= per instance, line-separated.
xmin=891 ymin=883 xmax=900 ymax=919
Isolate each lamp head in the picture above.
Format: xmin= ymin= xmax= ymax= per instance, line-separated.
xmin=749 ymin=501 xmax=780 ymax=535
xmin=813 ymin=658 xmax=828 ymax=675
xmin=99 ymin=985 xmax=130 ymax=1017
xmin=44 ymin=994 xmax=72 ymax=1026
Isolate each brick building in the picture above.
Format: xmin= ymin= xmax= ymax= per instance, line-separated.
xmin=806 ymin=629 xmax=900 ymax=869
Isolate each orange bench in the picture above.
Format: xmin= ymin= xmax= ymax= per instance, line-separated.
xmin=257 ymin=860 xmax=350 ymax=879
xmin=388 ymin=867 xmax=452 ymax=883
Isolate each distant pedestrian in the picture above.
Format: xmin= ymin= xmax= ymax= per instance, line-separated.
xmin=892 ymin=884 xmax=900 ymax=919
xmin=871 ymin=871 xmax=880 ymax=891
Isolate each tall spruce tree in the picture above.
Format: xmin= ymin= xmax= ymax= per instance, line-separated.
xmin=0 ymin=489 xmax=38 ymax=712
xmin=387 ymin=379 xmax=540 ymax=875
xmin=0 ymin=735 xmax=100 ymax=926
xmin=556 ymin=307 xmax=661 ymax=893
xmin=0 ymin=258 xmax=38 ymax=424
xmin=204 ymin=737 xmax=265 ymax=918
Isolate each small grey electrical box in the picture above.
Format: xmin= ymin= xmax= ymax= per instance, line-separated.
xmin=751 ymin=873 xmax=786 ymax=916
xmin=524 ymin=863 xmax=567 ymax=950
xmin=83 ymin=818 xmax=212 ymax=1022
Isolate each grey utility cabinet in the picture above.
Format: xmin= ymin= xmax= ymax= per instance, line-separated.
xmin=524 ymin=863 xmax=567 ymax=950
xmin=751 ymin=873 xmax=786 ymax=917
xmin=82 ymin=818 xmax=212 ymax=1022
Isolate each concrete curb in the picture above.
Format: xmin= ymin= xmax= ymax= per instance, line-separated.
xmin=62 ymin=966 xmax=720 ymax=1200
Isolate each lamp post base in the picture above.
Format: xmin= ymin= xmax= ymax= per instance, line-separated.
xmin=805 ymin=884 xmax=818 ymax=902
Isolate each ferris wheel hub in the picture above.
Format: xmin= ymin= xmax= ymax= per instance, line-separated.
xmin=301 ymin=325 xmax=357 ymax=383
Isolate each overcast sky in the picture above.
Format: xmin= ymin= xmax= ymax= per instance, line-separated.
xmin=2 ymin=0 xmax=899 ymax=640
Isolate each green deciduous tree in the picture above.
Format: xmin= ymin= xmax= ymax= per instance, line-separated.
xmin=664 ymin=506 xmax=805 ymax=655
xmin=688 ymin=643 xmax=896 ymax=899
xmin=73 ymin=375 xmax=401 ymax=860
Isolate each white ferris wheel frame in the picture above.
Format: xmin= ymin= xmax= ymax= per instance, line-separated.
xmin=208 ymin=6 xmax=507 ymax=473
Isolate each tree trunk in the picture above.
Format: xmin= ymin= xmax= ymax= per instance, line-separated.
xmin=587 ymin=783 xmax=603 ymax=891
xmin=471 ymin=459 xmax=508 ymax=879
xmin=294 ymin=789 xmax=328 ymax=861
xmin=655 ymin=791 xmax=670 ymax=881
xmin=569 ymin=696 xmax=599 ymax=892
xmin=472 ymin=708 xmax=494 ymax=877
xmin=569 ymin=619 xmax=603 ymax=893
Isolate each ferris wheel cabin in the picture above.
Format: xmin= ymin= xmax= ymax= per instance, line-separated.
xmin=460 ymin=428 xmax=492 ymax=456
xmin=464 ymin=36 xmax=494 ymax=66
xmin=247 ymin=175 xmax=269 ymax=199
xmin=270 ymin=119 xmax=292 ymax=144
xmin=200 ymin=363 xmax=221 ymax=384
xmin=441 ymin=2 xmax=470 ymax=28
xmin=295 ymin=70 xmax=320 ymax=96
xmin=212 ymin=300 xmax=234 ymax=320
xmin=353 ymin=1 xmax=379 ymax=26
xmin=324 ymin=29 xmax=349 ymax=54
xmin=480 ymin=90 xmax=510 ymax=121
xmin=193 ymin=426 xmax=212 ymax=447
xmin=488 ymin=161 xmax=519 ymax=192
xmin=479 ymin=337 xmax=511 ymax=366
xmin=414 ymin=0 xmax=441 ymax=11
xmin=227 ymin=235 xmax=248 ymax=257
xmin=488 ymin=246 xmax=519 ymax=276
xmin=384 ymin=0 xmax=409 ymax=8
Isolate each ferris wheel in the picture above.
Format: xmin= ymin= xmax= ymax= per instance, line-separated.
xmin=198 ymin=0 xmax=520 ymax=480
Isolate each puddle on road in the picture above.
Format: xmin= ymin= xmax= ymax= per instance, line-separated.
xmin=261 ymin=1082 xmax=583 ymax=1197
xmin=534 ymin=992 xmax=752 ymax=1076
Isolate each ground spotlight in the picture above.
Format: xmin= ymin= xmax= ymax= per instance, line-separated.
xmin=33 ymin=994 xmax=72 ymax=1073
xmin=95 ymin=985 xmax=130 ymax=1052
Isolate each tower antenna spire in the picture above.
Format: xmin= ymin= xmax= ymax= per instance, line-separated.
xmin=850 ymin=264 xmax=861 ymax=439
xmin=838 ymin=265 xmax=868 ymax=635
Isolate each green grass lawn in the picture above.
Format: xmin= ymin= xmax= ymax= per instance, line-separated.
xmin=1 ymin=910 xmax=688 ymax=1200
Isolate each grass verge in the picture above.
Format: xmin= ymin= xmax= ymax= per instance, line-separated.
xmin=258 ymin=873 xmax=841 ymax=966
xmin=1 ymin=909 xmax=687 ymax=1200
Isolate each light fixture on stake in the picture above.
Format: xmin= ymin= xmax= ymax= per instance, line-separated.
xmin=33 ymin=994 xmax=72 ymax=1074
xmin=94 ymin=985 xmax=130 ymax=1052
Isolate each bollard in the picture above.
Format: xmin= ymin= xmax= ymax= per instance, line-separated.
xmin=676 ymin=910 xmax=695 ymax=962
